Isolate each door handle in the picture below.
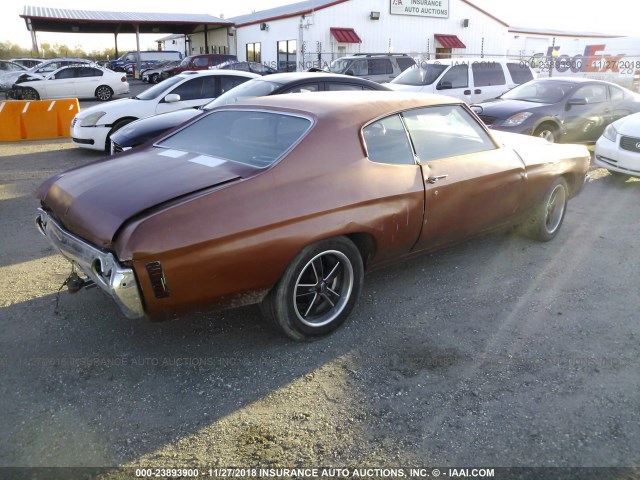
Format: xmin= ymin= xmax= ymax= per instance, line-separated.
xmin=464 ymin=90 xmax=471 ymax=95
xmin=427 ymin=174 xmax=448 ymax=184
xmin=474 ymin=89 xmax=481 ymax=94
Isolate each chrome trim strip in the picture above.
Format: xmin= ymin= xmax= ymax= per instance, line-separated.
xmin=35 ymin=208 xmax=144 ymax=319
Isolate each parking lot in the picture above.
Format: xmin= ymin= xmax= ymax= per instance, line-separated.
xmin=1 ymin=97 xmax=639 ymax=474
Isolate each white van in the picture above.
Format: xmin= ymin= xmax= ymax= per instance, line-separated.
xmin=385 ymin=58 xmax=534 ymax=103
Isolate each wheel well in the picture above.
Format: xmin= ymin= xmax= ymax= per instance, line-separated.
xmin=344 ymin=232 xmax=376 ymax=269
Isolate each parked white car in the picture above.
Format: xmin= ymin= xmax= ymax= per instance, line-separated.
xmin=0 ymin=57 xmax=93 ymax=91
xmin=595 ymin=112 xmax=640 ymax=177
xmin=71 ymin=70 xmax=259 ymax=151
xmin=11 ymin=65 xmax=128 ymax=101
xmin=384 ymin=58 xmax=534 ymax=103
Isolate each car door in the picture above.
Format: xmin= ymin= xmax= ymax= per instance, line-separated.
xmin=403 ymin=105 xmax=526 ymax=251
xmin=367 ymin=58 xmax=395 ymax=83
xmin=470 ymin=62 xmax=508 ymax=102
xmin=435 ymin=64 xmax=471 ymax=102
xmin=561 ymin=83 xmax=610 ymax=143
xmin=44 ymin=67 xmax=78 ymax=98
xmin=74 ymin=67 xmax=103 ymax=99
xmin=155 ymin=76 xmax=217 ymax=114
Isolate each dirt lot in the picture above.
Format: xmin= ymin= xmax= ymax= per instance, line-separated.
xmin=0 ymin=139 xmax=639 ymax=475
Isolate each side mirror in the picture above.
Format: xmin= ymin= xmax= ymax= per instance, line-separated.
xmin=567 ymin=97 xmax=587 ymax=107
xmin=163 ymin=93 xmax=181 ymax=103
xmin=436 ymin=81 xmax=453 ymax=90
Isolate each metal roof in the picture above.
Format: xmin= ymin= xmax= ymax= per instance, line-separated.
xmin=508 ymin=26 xmax=620 ymax=38
xmin=229 ymin=0 xmax=348 ymax=27
xmin=21 ymin=6 xmax=231 ymax=35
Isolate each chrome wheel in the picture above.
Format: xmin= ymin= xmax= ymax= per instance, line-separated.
xmin=534 ymin=125 xmax=557 ymax=143
xmin=545 ymin=184 xmax=566 ymax=235
xmin=21 ymin=87 xmax=39 ymax=100
xmin=95 ymin=85 xmax=113 ymax=101
xmin=294 ymin=250 xmax=354 ymax=327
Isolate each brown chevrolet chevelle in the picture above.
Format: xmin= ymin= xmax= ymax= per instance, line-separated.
xmin=36 ymin=91 xmax=590 ymax=340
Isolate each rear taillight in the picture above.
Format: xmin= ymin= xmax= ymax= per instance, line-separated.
xmin=121 ymin=76 xmax=126 ymax=82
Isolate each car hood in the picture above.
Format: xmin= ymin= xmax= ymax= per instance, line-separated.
xmin=474 ymin=99 xmax=548 ymax=119
xmin=36 ymin=147 xmax=257 ymax=248
xmin=110 ymin=108 xmax=203 ymax=147
xmin=611 ymin=111 xmax=640 ymax=136
xmin=384 ymin=83 xmax=426 ymax=92
xmin=75 ymin=97 xmax=150 ymax=121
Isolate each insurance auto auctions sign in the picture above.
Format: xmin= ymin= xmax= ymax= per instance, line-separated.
xmin=390 ymin=0 xmax=449 ymax=18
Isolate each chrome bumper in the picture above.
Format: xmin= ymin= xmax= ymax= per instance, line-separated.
xmin=35 ymin=208 xmax=144 ymax=319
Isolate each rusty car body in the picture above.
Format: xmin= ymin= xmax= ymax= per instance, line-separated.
xmin=35 ymin=92 xmax=590 ymax=340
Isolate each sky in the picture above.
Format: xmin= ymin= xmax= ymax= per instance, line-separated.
xmin=2 ymin=0 xmax=639 ymax=54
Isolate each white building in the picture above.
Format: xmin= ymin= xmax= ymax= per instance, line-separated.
xmin=155 ymin=34 xmax=188 ymax=57
xmin=180 ymin=0 xmax=512 ymax=70
xmin=507 ymin=26 xmax=621 ymax=59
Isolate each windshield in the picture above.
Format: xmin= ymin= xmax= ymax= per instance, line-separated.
xmin=135 ymin=76 xmax=185 ymax=100
xmin=391 ymin=64 xmax=448 ymax=86
xmin=157 ymin=110 xmax=312 ymax=168
xmin=202 ymin=79 xmax=282 ymax=110
xmin=500 ymin=80 xmax=575 ymax=103
xmin=326 ymin=59 xmax=352 ymax=74
xmin=179 ymin=57 xmax=193 ymax=67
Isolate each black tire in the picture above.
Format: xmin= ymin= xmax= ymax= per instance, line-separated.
xmin=150 ymin=73 xmax=159 ymax=84
xmin=95 ymin=85 xmax=114 ymax=101
xmin=21 ymin=87 xmax=40 ymax=101
xmin=521 ymin=177 xmax=568 ymax=242
xmin=533 ymin=123 xmax=559 ymax=143
xmin=261 ymin=236 xmax=364 ymax=341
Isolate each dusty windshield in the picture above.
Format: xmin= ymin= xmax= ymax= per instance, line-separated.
xmin=391 ymin=64 xmax=448 ymax=86
xmin=326 ymin=59 xmax=352 ymax=74
xmin=135 ymin=76 xmax=185 ymax=100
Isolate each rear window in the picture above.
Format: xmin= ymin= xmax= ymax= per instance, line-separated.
xmin=157 ymin=110 xmax=312 ymax=168
xmin=506 ymin=63 xmax=534 ymax=84
xmin=396 ymin=57 xmax=417 ymax=71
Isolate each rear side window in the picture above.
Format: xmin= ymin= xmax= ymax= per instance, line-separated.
xmin=472 ymin=62 xmax=506 ymax=87
xmin=326 ymin=83 xmax=365 ymax=91
xmin=396 ymin=57 xmax=417 ymax=71
xmin=506 ymin=63 xmax=533 ymax=84
xmin=369 ymin=59 xmax=393 ymax=75
xmin=79 ymin=67 xmax=103 ymax=78
xmin=54 ymin=68 xmax=77 ymax=79
xmin=363 ymin=114 xmax=415 ymax=165
xmin=220 ymin=76 xmax=249 ymax=94
xmin=158 ymin=111 xmax=312 ymax=168
xmin=193 ymin=57 xmax=209 ymax=67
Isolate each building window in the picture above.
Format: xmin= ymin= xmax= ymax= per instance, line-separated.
xmin=246 ymin=43 xmax=261 ymax=62
xmin=278 ymin=40 xmax=297 ymax=72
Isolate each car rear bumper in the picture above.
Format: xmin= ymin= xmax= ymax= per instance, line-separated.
xmin=35 ymin=209 xmax=145 ymax=319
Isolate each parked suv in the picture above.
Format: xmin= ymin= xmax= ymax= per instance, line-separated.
xmin=386 ymin=58 xmax=535 ymax=103
xmin=160 ymin=54 xmax=237 ymax=80
xmin=326 ymin=53 xmax=416 ymax=83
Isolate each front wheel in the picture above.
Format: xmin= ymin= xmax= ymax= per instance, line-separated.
xmin=95 ymin=85 xmax=114 ymax=101
xmin=261 ymin=237 xmax=364 ymax=341
xmin=20 ymin=87 xmax=40 ymax=100
xmin=533 ymin=123 xmax=558 ymax=143
xmin=521 ymin=177 xmax=568 ymax=242
xmin=150 ymin=73 xmax=159 ymax=84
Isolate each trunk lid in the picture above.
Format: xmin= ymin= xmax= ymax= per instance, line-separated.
xmin=36 ymin=147 xmax=256 ymax=247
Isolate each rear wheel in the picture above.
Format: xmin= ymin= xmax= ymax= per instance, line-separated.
xmin=520 ymin=177 xmax=568 ymax=242
xmin=20 ymin=87 xmax=39 ymax=100
xmin=95 ymin=85 xmax=114 ymax=101
xmin=261 ymin=237 xmax=364 ymax=341
xmin=533 ymin=123 xmax=559 ymax=143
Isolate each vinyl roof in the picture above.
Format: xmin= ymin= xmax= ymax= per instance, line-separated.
xmin=21 ymin=6 xmax=231 ymax=35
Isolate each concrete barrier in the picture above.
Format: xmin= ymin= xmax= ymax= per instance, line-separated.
xmin=0 ymin=99 xmax=80 ymax=142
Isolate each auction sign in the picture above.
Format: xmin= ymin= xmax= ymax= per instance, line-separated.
xmin=390 ymin=0 xmax=449 ymax=18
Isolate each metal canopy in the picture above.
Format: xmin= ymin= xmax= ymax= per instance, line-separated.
xmin=20 ymin=6 xmax=231 ymax=35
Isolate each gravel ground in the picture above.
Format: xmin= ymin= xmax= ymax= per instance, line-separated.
xmin=0 ymin=139 xmax=639 ymax=477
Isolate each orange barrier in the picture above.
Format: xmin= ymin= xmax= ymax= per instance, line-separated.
xmin=0 ymin=98 xmax=80 ymax=142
